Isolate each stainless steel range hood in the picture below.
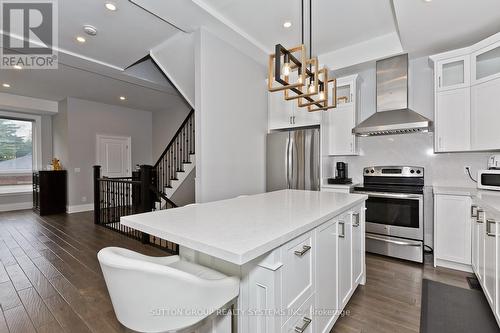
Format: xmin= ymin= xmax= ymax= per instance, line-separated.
xmin=352 ymin=54 xmax=433 ymax=137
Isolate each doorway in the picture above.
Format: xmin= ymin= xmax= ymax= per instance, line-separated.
xmin=96 ymin=135 xmax=132 ymax=178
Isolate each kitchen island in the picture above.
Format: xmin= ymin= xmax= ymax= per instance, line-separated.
xmin=121 ymin=189 xmax=367 ymax=333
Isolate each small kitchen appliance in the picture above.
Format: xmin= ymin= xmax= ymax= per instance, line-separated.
xmin=353 ymin=166 xmax=425 ymax=263
xmin=327 ymin=162 xmax=352 ymax=184
xmin=488 ymin=155 xmax=500 ymax=170
xmin=478 ymin=169 xmax=500 ymax=191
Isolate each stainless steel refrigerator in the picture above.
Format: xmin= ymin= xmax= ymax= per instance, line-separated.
xmin=266 ymin=128 xmax=320 ymax=191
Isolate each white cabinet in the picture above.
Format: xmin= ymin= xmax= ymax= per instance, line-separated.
xmin=436 ymin=55 xmax=470 ymax=91
xmin=435 ymin=88 xmax=470 ymax=152
xmin=351 ymin=208 xmax=365 ymax=285
xmin=281 ymin=294 xmax=315 ymax=333
xmin=337 ymin=213 xmax=353 ymax=308
xmin=471 ymin=78 xmax=500 ymax=150
xmin=323 ymin=75 xmax=359 ymax=156
xmin=430 ymin=32 xmax=500 ymax=152
xmin=434 ymin=194 xmax=472 ymax=271
xmin=268 ymin=91 xmax=321 ymax=131
xmin=471 ymin=201 xmax=499 ymax=326
xmin=316 ymin=220 xmax=338 ymax=333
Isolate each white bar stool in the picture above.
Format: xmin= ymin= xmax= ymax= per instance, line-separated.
xmin=98 ymin=247 xmax=239 ymax=333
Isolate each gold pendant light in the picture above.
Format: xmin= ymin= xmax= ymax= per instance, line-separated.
xmin=267 ymin=0 xmax=337 ymax=112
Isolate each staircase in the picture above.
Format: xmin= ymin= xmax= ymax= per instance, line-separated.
xmin=153 ymin=109 xmax=195 ymax=209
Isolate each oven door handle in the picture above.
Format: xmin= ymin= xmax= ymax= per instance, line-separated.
xmin=366 ymin=234 xmax=422 ymax=247
xmin=354 ymin=191 xmax=422 ymax=200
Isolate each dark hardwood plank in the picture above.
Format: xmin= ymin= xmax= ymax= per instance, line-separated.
xmin=3 ymin=305 xmax=36 ymax=333
xmin=18 ymin=287 xmax=55 ymax=328
xmin=0 ymin=281 xmax=21 ymax=311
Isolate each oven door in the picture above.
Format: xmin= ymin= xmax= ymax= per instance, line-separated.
xmin=356 ymin=192 xmax=424 ymax=241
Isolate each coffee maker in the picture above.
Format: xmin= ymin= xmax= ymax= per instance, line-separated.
xmin=328 ymin=162 xmax=352 ymax=184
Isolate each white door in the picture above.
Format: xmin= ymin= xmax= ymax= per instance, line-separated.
xmin=471 ymin=42 xmax=500 ymax=85
xmin=326 ymin=105 xmax=356 ymax=156
xmin=484 ymin=216 xmax=497 ymax=307
xmin=435 ymin=88 xmax=470 ymax=152
xmin=338 ymin=214 xmax=352 ymax=308
xmin=316 ymin=219 xmax=338 ymax=333
xmin=436 ymin=55 xmax=470 ymax=92
xmin=268 ymin=91 xmax=293 ymax=130
xmin=435 ymin=195 xmax=472 ymax=265
xmin=471 ymin=78 xmax=500 ymax=151
xmin=96 ymin=135 xmax=132 ymax=178
xmin=351 ymin=208 xmax=364 ymax=285
xmin=292 ymin=103 xmax=321 ymax=128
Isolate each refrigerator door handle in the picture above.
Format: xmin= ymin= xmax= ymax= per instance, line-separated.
xmin=286 ymin=135 xmax=292 ymax=189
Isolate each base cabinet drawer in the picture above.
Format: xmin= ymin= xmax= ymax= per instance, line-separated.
xmin=281 ymin=231 xmax=315 ymax=324
xmin=281 ymin=294 xmax=315 ymax=333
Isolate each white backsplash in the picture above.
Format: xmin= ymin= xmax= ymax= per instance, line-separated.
xmin=323 ymin=132 xmax=493 ymax=187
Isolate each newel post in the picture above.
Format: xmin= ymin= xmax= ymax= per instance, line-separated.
xmin=93 ymin=166 xmax=101 ymax=225
xmin=139 ymin=165 xmax=153 ymax=244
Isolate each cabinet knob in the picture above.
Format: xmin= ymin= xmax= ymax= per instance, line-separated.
xmin=339 ymin=221 xmax=346 ymax=238
xmin=486 ymin=219 xmax=497 ymax=237
xmin=352 ymin=213 xmax=360 ymax=227
xmin=477 ymin=209 xmax=485 ymax=223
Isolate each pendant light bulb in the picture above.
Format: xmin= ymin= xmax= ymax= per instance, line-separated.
xmin=319 ymin=91 xmax=325 ymax=100
xmin=308 ymin=80 xmax=315 ymax=93
xmin=282 ymin=53 xmax=291 ymax=76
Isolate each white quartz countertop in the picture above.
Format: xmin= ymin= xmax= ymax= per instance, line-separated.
xmin=433 ymin=186 xmax=500 ymax=215
xmin=121 ymin=190 xmax=367 ymax=265
xmin=321 ymin=183 xmax=359 ymax=190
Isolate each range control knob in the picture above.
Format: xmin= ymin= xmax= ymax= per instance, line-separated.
xmin=370 ymin=169 xmax=375 ymax=174
xmin=410 ymin=169 xmax=415 ymax=174
xmin=365 ymin=170 xmax=370 ymax=174
xmin=416 ymin=170 xmax=421 ymax=174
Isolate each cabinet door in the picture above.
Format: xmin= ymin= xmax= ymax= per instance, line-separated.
xmin=483 ymin=217 xmax=497 ymax=308
xmin=472 ymin=42 xmax=500 ymax=85
xmin=435 ymin=88 xmax=470 ymax=152
xmin=471 ymin=205 xmax=479 ymax=273
xmin=338 ymin=215 xmax=352 ymax=308
xmin=351 ymin=208 xmax=364 ymax=285
xmin=477 ymin=208 xmax=486 ymax=283
xmin=268 ymin=91 xmax=293 ymax=130
xmin=471 ymin=78 xmax=500 ymax=151
xmin=336 ymin=79 xmax=355 ymax=106
xmin=325 ymin=105 xmax=357 ymax=156
xmin=435 ymin=195 xmax=472 ymax=265
xmin=293 ymin=103 xmax=321 ymax=128
xmin=436 ymin=55 xmax=470 ymax=91
xmin=316 ymin=220 xmax=338 ymax=333
xmin=281 ymin=231 xmax=314 ymax=324
xmin=281 ymin=294 xmax=315 ymax=333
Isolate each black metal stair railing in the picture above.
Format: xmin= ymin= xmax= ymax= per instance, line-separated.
xmin=153 ymin=109 xmax=195 ymax=198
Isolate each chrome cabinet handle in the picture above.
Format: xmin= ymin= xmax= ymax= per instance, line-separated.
xmin=352 ymin=213 xmax=360 ymax=227
xmin=477 ymin=209 xmax=485 ymax=223
xmin=294 ymin=317 xmax=312 ymax=333
xmin=486 ymin=219 xmax=497 ymax=237
xmin=471 ymin=205 xmax=478 ymax=218
xmin=294 ymin=245 xmax=311 ymax=257
xmin=339 ymin=221 xmax=345 ymax=238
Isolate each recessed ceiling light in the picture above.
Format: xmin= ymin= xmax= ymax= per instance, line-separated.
xmin=283 ymin=21 xmax=292 ymax=28
xmin=13 ymin=65 xmax=22 ymax=70
xmin=76 ymin=36 xmax=86 ymax=43
xmin=423 ymin=0 xmax=432 ymax=2
xmin=105 ymin=2 xmax=117 ymax=11
xmin=119 ymin=96 xmax=126 ymax=101
xmin=2 ymin=83 xmax=10 ymax=88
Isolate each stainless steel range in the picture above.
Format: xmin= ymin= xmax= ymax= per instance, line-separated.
xmin=353 ymin=166 xmax=424 ymax=263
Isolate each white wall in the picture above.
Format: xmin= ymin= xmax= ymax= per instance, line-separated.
xmin=195 ymin=28 xmax=267 ymax=203
xmin=152 ymin=96 xmax=192 ymax=161
xmin=52 ymin=98 xmax=153 ymax=211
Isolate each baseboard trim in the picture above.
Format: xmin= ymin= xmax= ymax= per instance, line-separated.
xmin=67 ymin=204 xmax=94 ymax=214
xmin=0 ymin=202 xmax=33 ymax=212
xmin=435 ymin=258 xmax=473 ymax=273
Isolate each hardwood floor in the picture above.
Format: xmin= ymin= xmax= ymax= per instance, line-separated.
xmin=0 ymin=210 xmax=473 ymax=333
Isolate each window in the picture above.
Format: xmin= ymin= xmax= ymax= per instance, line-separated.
xmin=0 ymin=118 xmax=33 ymax=186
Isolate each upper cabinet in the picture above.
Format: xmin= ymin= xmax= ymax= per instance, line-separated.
xmin=436 ymin=55 xmax=470 ymax=92
xmin=267 ymin=81 xmax=321 ymax=131
xmin=430 ymin=32 xmax=500 ymax=152
xmin=323 ymin=75 xmax=360 ymax=156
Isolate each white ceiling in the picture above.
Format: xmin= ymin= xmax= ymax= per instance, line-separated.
xmin=393 ymin=0 xmax=500 ymax=56
xmin=0 ymin=61 xmax=188 ymax=113
xmin=197 ymin=0 xmax=397 ymax=55
xmin=57 ymin=0 xmax=179 ymax=69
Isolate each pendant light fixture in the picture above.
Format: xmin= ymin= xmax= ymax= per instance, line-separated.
xmin=267 ymin=0 xmax=337 ymax=112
